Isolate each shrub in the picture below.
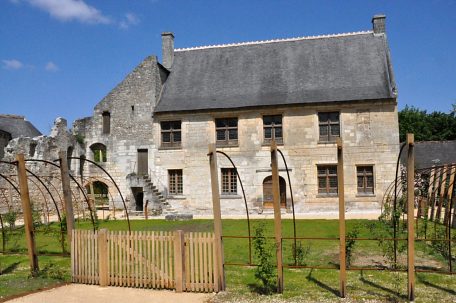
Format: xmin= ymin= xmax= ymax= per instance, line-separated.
xmin=253 ymin=224 xmax=276 ymax=294
xmin=4 ymin=211 xmax=17 ymax=231
xmin=291 ymin=241 xmax=311 ymax=266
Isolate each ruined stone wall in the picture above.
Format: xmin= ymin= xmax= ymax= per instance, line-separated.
xmin=152 ymin=100 xmax=400 ymax=215
xmin=72 ymin=56 xmax=164 ymax=209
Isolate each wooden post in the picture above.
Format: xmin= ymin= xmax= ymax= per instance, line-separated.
xmin=443 ymin=166 xmax=455 ymax=226
xmin=16 ymin=153 xmax=39 ymax=275
xmin=98 ymin=229 xmax=108 ymax=286
xmin=208 ymin=144 xmax=225 ymax=291
xmin=271 ymin=141 xmax=284 ymax=293
xmin=174 ymin=230 xmax=185 ymax=292
xmin=336 ymin=138 xmax=346 ymax=298
xmin=59 ymin=150 xmax=75 ymax=244
xmin=430 ymin=167 xmax=441 ymax=221
xmin=436 ymin=165 xmax=448 ymax=221
xmin=406 ymin=134 xmax=415 ymax=302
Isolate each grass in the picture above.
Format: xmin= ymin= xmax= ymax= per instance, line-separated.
xmin=0 ymin=218 xmax=455 ymax=302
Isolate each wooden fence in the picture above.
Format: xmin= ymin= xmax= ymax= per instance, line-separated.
xmin=71 ymin=229 xmax=217 ymax=292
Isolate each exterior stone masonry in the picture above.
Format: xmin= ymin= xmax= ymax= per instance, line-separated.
xmin=153 ymin=100 xmax=399 ymax=215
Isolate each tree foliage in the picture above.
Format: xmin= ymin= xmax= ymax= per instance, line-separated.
xmin=398 ymin=104 xmax=456 ymax=142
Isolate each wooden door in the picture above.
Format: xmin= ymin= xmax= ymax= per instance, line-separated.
xmin=263 ymin=176 xmax=286 ymax=209
xmin=137 ymin=149 xmax=148 ymax=176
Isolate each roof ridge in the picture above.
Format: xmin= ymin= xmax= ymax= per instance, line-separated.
xmin=175 ymin=30 xmax=373 ymax=52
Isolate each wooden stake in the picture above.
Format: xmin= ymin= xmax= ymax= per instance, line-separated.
xmin=16 ymin=153 xmax=39 ymax=275
xmin=271 ymin=141 xmax=284 ymax=293
xmin=59 ymin=150 xmax=75 ymax=244
xmin=443 ymin=166 xmax=455 ymax=226
xmin=430 ymin=167 xmax=441 ymax=221
xmin=174 ymin=230 xmax=185 ymax=292
xmin=336 ymin=138 xmax=346 ymax=298
xmin=208 ymin=144 xmax=225 ymax=291
xmin=98 ymin=229 xmax=108 ymax=286
xmin=436 ymin=165 xmax=448 ymax=221
xmin=406 ymin=134 xmax=415 ymax=302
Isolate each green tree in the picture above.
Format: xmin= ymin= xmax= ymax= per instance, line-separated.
xmin=398 ymin=104 xmax=456 ymax=142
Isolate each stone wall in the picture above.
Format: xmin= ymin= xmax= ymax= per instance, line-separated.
xmin=152 ymin=99 xmax=400 ymax=215
xmin=72 ymin=56 xmax=165 ymax=209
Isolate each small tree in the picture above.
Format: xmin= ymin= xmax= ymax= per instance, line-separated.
xmin=253 ymin=224 xmax=276 ymax=294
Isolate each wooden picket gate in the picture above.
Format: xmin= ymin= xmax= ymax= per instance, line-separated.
xmin=71 ymin=229 xmax=217 ymax=292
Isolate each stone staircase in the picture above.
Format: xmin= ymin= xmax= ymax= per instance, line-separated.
xmin=126 ymin=173 xmax=175 ymax=216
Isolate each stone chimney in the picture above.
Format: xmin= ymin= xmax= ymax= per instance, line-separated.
xmin=372 ymin=14 xmax=386 ymax=34
xmin=161 ymin=32 xmax=174 ymax=70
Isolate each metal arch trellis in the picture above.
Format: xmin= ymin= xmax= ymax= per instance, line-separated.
xmin=68 ymin=156 xmax=131 ymax=234
xmin=22 ymin=159 xmax=96 ymax=232
xmin=215 ymin=150 xmax=252 ymax=264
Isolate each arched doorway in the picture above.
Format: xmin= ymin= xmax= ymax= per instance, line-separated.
xmin=263 ymin=176 xmax=286 ymax=209
xmin=131 ymin=187 xmax=144 ymax=211
xmin=85 ymin=180 xmax=109 ymax=208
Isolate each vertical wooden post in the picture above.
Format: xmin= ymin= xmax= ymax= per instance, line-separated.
xmin=174 ymin=230 xmax=185 ymax=292
xmin=430 ymin=167 xmax=441 ymax=221
xmin=436 ymin=164 xmax=448 ymax=221
xmin=59 ymin=150 xmax=75 ymax=244
xmin=406 ymin=134 xmax=415 ymax=302
xmin=98 ymin=229 xmax=108 ymax=286
xmin=336 ymin=138 xmax=346 ymax=298
xmin=443 ymin=166 xmax=455 ymax=226
xmin=271 ymin=141 xmax=284 ymax=293
xmin=16 ymin=153 xmax=39 ymax=274
xmin=208 ymin=144 xmax=225 ymax=291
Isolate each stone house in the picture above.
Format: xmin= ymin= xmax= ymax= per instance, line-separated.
xmin=74 ymin=15 xmax=399 ymax=216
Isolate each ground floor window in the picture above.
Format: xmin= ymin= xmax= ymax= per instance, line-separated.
xmin=317 ymin=165 xmax=338 ymax=195
xmin=221 ymin=168 xmax=237 ymax=195
xmin=357 ymin=166 xmax=374 ymax=194
xmin=168 ymin=169 xmax=183 ymax=195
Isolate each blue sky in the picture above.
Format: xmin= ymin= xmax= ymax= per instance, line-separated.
xmin=1 ymin=0 xmax=455 ymax=134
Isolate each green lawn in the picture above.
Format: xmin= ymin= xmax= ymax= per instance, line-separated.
xmin=0 ymin=218 xmax=455 ymax=302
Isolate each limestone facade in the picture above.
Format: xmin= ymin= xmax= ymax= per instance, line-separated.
xmin=152 ymin=100 xmax=399 ymax=215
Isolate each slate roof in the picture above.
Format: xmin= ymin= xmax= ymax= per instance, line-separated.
xmin=0 ymin=115 xmax=42 ymax=139
xmin=155 ymin=31 xmax=396 ymax=113
xmin=401 ymin=141 xmax=456 ymax=169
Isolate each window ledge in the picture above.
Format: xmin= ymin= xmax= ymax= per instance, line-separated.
xmin=158 ymin=146 xmax=182 ymax=151
xmin=168 ymin=195 xmax=186 ymax=200
xmin=262 ymin=141 xmax=284 ymax=147
xmin=316 ymin=194 xmax=339 ymax=198
xmin=220 ymin=195 xmax=242 ymax=199
xmin=317 ymin=141 xmax=337 ymax=145
xmin=356 ymin=194 xmax=376 ymax=197
xmin=216 ymin=145 xmax=239 ymax=148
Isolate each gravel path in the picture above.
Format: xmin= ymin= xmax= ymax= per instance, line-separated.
xmin=5 ymin=284 xmax=213 ymax=303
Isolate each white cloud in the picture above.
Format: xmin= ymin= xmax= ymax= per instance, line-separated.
xmin=45 ymin=61 xmax=59 ymax=72
xmin=26 ymin=0 xmax=111 ymax=24
xmin=119 ymin=12 xmax=139 ymax=29
xmin=2 ymin=59 xmax=24 ymax=70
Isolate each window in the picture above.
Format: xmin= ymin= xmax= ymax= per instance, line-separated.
xmin=161 ymin=121 xmax=181 ymax=148
xmin=102 ymin=112 xmax=110 ymax=134
xmin=317 ymin=165 xmax=338 ymax=195
xmin=216 ymin=118 xmax=238 ymax=146
xmin=318 ymin=112 xmax=340 ymax=142
xmin=168 ymin=169 xmax=183 ymax=195
xmin=221 ymin=168 xmax=237 ymax=195
xmin=357 ymin=166 xmax=374 ymax=194
xmin=90 ymin=143 xmax=107 ymax=163
xmin=263 ymin=115 xmax=283 ymax=144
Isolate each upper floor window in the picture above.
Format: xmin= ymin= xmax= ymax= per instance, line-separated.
xmin=216 ymin=118 xmax=238 ymax=147
xmin=263 ymin=115 xmax=283 ymax=144
xmin=102 ymin=112 xmax=110 ymax=134
xmin=161 ymin=121 xmax=181 ymax=148
xmin=318 ymin=112 xmax=340 ymax=142
xmin=90 ymin=143 xmax=107 ymax=163
xmin=357 ymin=166 xmax=374 ymax=194
xmin=317 ymin=165 xmax=338 ymax=195
xmin=221 ymin=168 xmax=237 ymax=195
xmin=168 ymin=169 xmax=183 ymax=195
